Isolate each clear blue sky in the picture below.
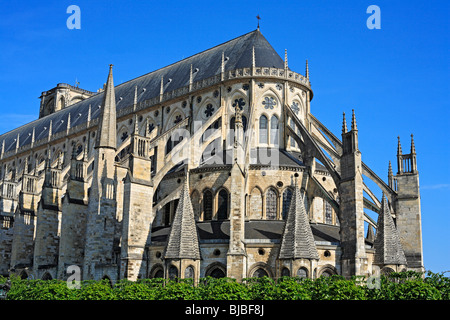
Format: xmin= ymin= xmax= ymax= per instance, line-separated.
xmin=0 ymin=1 xmax=448 ymax=272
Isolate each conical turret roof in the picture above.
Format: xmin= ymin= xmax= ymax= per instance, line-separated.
xmin=164 ymin=177 xmax=201 ymax=260
xmin=373 ymin=195 xmax=407 ymax=265
xmin=279 ymin=184 xmax=319 ymax=260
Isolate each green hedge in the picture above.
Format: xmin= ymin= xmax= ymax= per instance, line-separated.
xmin=1 ymin=271 xmax=448 ymax=300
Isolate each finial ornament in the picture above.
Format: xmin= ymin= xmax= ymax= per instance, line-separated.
xmin=256 ymin=14 xmax=261 ymax=30
xmin=342 ymin=112 xmax=348 ymax=134
xmin=284 ymin=49 xmax=288 ymax=69
xmin=411 ymin=134 xmax=416 ymax=154
xmin=351 ymin=109 xmax=357 ymax=131
xmin=397 ymin=136 xmax=402 ymax=155
xmin=305 ymin=59 xmax=309 ymax=79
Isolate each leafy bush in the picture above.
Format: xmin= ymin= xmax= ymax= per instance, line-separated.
xmin=1 ymin=271 xmax=448 ymax=300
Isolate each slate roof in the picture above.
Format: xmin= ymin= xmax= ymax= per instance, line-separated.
xmin=0 ymin=29 xmax=284 ymax=153
xmin=164 ymin=178 xmax=201 ymax=260
xmin=152 ymin=220 xmax=340 ymax=244
xmin=279 ymin=184 xmax=319 ymax=260
xmin=373 ymin=195 xmax=407 ymax=265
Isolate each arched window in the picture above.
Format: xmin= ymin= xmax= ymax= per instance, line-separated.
xmin=206 ymin=263 xmax=226 ymax=278
xmin=217 ymin=189 xmax=229 ymax=220
xmin=282 ymin=188 xmax=293 ymax=220
xmin=281 ymin=268 xmax=290 ymax=277
xmin=253 ymin=268 xmax=269 ymax=278
xmin=266 ymin=188 xmax=277 ymax=220
xmin=163 ymin=203 xmax=171 ymax=226
xmin=42 ymin=272 xmax=52 ymax=280
xmin=203 ymin=190 xmax=213 ymax=220
xmin=249 ymin=187 xmax=263 ymax=219
xmin=210 ymin=268 xmax=225 ymax=278
xmin=321 ymin=271 xmax=332 ymax=277
xmin=151 ymin=266 xmax=164 ymax=278
xmin=185 ymin=266 xmax=195 ymax=279
xmin=290 ymin=118 xmax=296 ymax=148
xmin=297 ymin=267 xmax=308 ymax=278
xmin=259 ymin=115 xmax=268 ymax=144
xmin=168 ymin=265 xmax=178 ymax=280
xmin=165 ymin=136 xmax=173 ymax=155
xmin=325 ymin=201 xmax=333 ymax=224
xmin=270 ymin=115 xmax=279 ymax=146
xmin=58 ymin=97 xmax=65 ymax=110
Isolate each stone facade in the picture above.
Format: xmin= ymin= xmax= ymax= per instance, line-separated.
xmin=0 ymin=29 xmax=424 ymax=282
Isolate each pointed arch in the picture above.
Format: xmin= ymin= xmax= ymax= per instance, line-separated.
xmin=270 ymin=114 xmax=279 ymax=146
xmin=203 ymin=189 xmax=213 ymax=221
xmin=249 ymin=186 xmax=263 ymax=219
xmin=217 ymin=188 xmax=229 ymax=220
xmin=259 ymin=115 xmax=268 ymax=144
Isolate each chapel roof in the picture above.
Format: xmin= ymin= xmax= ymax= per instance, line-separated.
xmin=0 ymin=29 xmax=284 ymax=154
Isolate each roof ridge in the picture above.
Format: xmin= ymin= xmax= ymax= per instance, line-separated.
xmin=114 ymin=29 xmax=260 ymax=90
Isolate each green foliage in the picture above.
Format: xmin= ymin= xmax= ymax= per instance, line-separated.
xmin=1 ymin=271 xmax=449 ymax=300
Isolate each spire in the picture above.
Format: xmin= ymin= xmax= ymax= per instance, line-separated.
xmin=222 ymin=51 xmax=225 ymax=73
xmin=95 ymin=64 xmax=117 ymax=150
xmin=366 ymin=225 xmax=375 ymax=243
xmin=145 ymin=117 xmax=150 ymax=138
xmin=252 ymin=46 xmax=256 ymax=68
xmin=284 ymin=49 xmax=288 ymax=70
xmin=342 ymin=112 xmax=348 ymax=134
xmin=279 ymin=184 xmax=319 ymax=260
xmin=23 ymin=157 xmax=28 ymax=175
xmin=305 ymin=59 xmax=309 ymax=79
xmin=189 ymin=64 xmax=193 ymax=91
xmin=31 ymin=127 xmax=35 ymax=147
xmin=66 ymin=112 xmax=71 ymax=135
xmin=164 ymin=176 xmax=201 ymax=260
xmin=388 ymin=160 xmax=394 ymax=189
xmin=48 ymin=120 xmax=52 ymax=142
xmin=373 ymin=194 xmax=407 ymax=266
xmin=410 ymin=134 xmax=416 ymax=154
xmin=160 ymin=76 xmax=164 ymax=96
xmin=15 ymin=133 xmax=20 ymax=151
xmin=351 ymin=109 xmax=357 ymax=131
xmin=133 ymin=85 xmax=138 ymax=111
xmin=133 ymin=114 xmax=139 ymax=136
xmin=388 ymin=160 xmax=393 ymax=179
xmin=397 ymin=136 xmax=402 ymax=155
xmin=87 ymin=104 xmax=92 ymax=126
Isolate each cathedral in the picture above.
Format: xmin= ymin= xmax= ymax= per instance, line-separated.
xmin=0 ymin=29 xmax=424 ymax=282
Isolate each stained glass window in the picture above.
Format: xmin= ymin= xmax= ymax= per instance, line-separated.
xmin=203 ymin=190 xmax=213 ymax=220
xmin=266 ymin=188 xmax=277 ymax=220
xmin=259 ymin=115 xmax=268 ymax=144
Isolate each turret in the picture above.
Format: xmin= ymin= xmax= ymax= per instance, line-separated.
xmin=392 ymin=135 xmax=423 ymax=271
xmin=339 ymin=109 xmax=367 ymax=277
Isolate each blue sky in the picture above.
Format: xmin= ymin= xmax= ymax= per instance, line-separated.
xmin=0 ymin=1 xmax=449 ymax=272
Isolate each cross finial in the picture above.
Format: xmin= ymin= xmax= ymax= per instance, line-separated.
xmin=256 ymin=14 xmax=261 ymax=30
